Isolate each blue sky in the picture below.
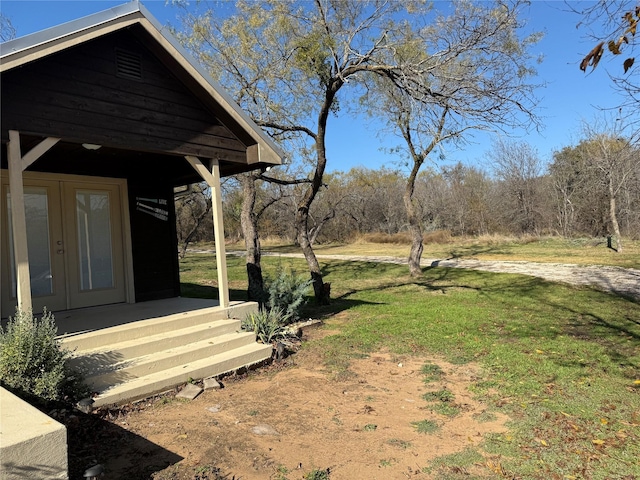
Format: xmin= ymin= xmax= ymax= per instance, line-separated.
xmin=0 ymin=0 xmax=631 ymax=173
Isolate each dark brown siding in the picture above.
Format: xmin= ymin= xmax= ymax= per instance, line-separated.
xmin=1 ymin=28 xmax=247 ymax=163
xmin=128 ymin=180 xmax=181 ymax=302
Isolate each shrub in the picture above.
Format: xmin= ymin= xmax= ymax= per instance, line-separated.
xmin=0 ymin=309 xmax=87 ymax=402
xmin=242 ymin=307 xmax=289 ymax=344
xmin=266 ymin=268 xmax=312 ymax=323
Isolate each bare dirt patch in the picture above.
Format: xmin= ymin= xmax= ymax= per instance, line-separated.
xmin=82 ymin=334 xmax=509 ymax=480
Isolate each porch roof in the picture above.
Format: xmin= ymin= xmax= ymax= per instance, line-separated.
xmin=0 ymin=0 xmax=283 ymax=170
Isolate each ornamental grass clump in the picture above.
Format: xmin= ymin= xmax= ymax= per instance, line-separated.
xmin=266 ymin=268 xmax=312 ymax=324
xmin=242 ymin=307 xmax=289 ymax=344
xmin=0 ymin=308 xmax=87 ymax=402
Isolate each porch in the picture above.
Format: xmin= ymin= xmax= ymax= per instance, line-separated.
xmin=55 ymin=298 xmax=271 ymax=407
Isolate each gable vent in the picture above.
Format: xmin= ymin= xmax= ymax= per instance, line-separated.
xmin=115 ymin=49 xmax=143 ymax=80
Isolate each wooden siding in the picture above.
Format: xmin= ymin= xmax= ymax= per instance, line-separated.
xmin=1 ymin=28 xmax=248 ymax=163
xmin=128 ymin=180 xmax=181 ymax=302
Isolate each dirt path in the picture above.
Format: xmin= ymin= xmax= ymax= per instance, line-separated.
xmin=218 ymin=250 xmax=640 ymax=302
xmin=92 ymin=349 xmax=511 ymax=480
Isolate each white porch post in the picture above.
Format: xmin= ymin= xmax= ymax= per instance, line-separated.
xmin=185 ymin=156 xmax=230 ymax=308
xmin=6 ymin=131 xmax=60 ymax=313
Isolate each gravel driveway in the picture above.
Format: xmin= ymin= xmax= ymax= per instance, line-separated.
xmin=215 ymin=250 xmax=640 ymax=302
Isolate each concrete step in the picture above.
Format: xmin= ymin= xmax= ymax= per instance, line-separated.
xmin=67 ymin=319 xmax=242 ymax=373
xmin=60 ymin=308 xmax=229 ymax=352
xmin=84 ymin=331 xmax=259 ymax=387
xmin=61 ymin=301 xmax=272 ymax=407
xmin=91 ymin=342 xmax=273 ymax=407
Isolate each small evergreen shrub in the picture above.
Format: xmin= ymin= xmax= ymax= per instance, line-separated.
xmin=242 ymin=307 xmax=289 ymax=344
xmin=265 ymin=268 xmax=312 ymax=323
xmin=0 ymin=308 xmax=87 ymax=402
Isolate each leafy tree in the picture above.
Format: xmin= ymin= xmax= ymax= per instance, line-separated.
xmin=179 ymin=0 xmax=528 ymax=300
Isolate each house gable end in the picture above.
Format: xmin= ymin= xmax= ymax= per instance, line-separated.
xmin=1 ymin=28 xmax=249 ymax=164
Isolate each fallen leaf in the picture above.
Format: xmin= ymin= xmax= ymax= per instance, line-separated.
xmin=592 ymin=439 xmax=605 ymax=445
xmin=535 ymin=349 xmax=544 ymax=354
xmin=600 ymin=418 xmax=608 ymax=425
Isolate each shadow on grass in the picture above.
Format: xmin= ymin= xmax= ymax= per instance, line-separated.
xmin=446 ymin=244 xmax=513 ymax=259
xmin=418 ymin=265 xmax=640 ymax=374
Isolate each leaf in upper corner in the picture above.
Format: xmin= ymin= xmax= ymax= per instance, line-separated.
xmin=623 ymin=58 xmax=635 ymax=73
xmin=608 ymin=40 xmax=621 ymax=54
xmin=580 ymin=42 xmax=604 ymax=72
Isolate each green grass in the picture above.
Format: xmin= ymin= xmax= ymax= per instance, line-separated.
xmin=422 ymin=389 xmax=455 ymax=402
xmin=387 ymin=438 xmax=412 ymax=449
xmin=180 ymin=248 xmax=640 ymax=479
xmin=421 ymin=362 xmax=445 ymax=382
xmin=424 ymin=447 xmax=486 ymax=478
xmin=411 ymin=419 xmax=440 ymax=434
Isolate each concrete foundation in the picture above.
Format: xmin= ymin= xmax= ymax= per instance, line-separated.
xmin=0 ymin=387 xmax=68 ymax=479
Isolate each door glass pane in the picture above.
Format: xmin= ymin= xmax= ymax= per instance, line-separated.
xmin=6 ymin=188 xmax=54 ymax=297
xmin=76 ymin=191 xmax=114 ymax=290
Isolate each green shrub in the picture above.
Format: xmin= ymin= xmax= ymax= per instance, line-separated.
xmin=0 ymin=309 xmax=87 ymax=402
xmin=265 ymin=268 xmax=312 ymax=323
xmin=242 ymin=307 xmax=289 ymax=344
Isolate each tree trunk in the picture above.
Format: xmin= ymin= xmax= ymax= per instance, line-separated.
xmin=608 ymin=177 xmax=623 ymax=252
xmin=240 ymin=173 xmax=265 ymax=303
xmin=294 ymin=83 xmax=340 ymax=305
xmin=404 ymin=182 xmax=424 ymax=277
xmin=296 ymin=209 xmax=329 ymax=304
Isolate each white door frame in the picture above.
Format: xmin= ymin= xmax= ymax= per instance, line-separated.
xmin=2 ymin=137 xmax=135 ymax=317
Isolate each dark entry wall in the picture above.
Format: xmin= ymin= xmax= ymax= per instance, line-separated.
xmin=128 ymin=180 xmax=180 ymax=302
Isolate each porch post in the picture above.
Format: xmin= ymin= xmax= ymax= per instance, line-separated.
xmin=7 ymin=131 xmax=32 ymax=312
xmin=6 ymin=130 xmax=61 ymax=314
xmin=209 ymin=159 xmax=230 ymax=308
xmin=184 ymin=156 xmax=230 ymax=308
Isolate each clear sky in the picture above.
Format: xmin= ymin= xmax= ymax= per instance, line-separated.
xmin=0 ymin=0 xmax=632 ymax=173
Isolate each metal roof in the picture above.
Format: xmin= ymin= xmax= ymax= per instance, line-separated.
xmin=0 ymin=0 xmax=283 ymax=164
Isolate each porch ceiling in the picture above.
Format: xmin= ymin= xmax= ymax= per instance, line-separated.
xmin=1 ymin=137 xmax=263 ymax=185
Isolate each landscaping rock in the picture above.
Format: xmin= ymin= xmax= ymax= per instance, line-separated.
xmin=207 ymin=405 xmax=221 ymax=413
xmin=204 ymin=378 xmax=222 ymax=390
xmin=176 ymin=384 xmax=203 ymax=400
xmin=251 ymin=424 xmax=279 ymax=436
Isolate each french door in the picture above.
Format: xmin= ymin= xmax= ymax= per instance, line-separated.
xmin=1 ymin=174 xmax=127 ymax=317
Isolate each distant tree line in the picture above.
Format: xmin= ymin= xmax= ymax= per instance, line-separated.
xmin=176 ymin=135 xmax=640 ymax=251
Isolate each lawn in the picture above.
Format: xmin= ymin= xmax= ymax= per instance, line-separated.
xmin=178 ymin=243 xmax=640 ymax=478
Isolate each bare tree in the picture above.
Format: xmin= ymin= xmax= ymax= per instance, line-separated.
xmin=175 ymin=183 xmax=212 ymax=258
xmin=1 ymin=13 xmax=16 ymax=41
xmin=365 ymin=0 xmax=542 ymax=275
xmin=490 ymin=139 xmax=545 ymax=234
xmin=578 ymin=118 xmax=639 ymax=251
